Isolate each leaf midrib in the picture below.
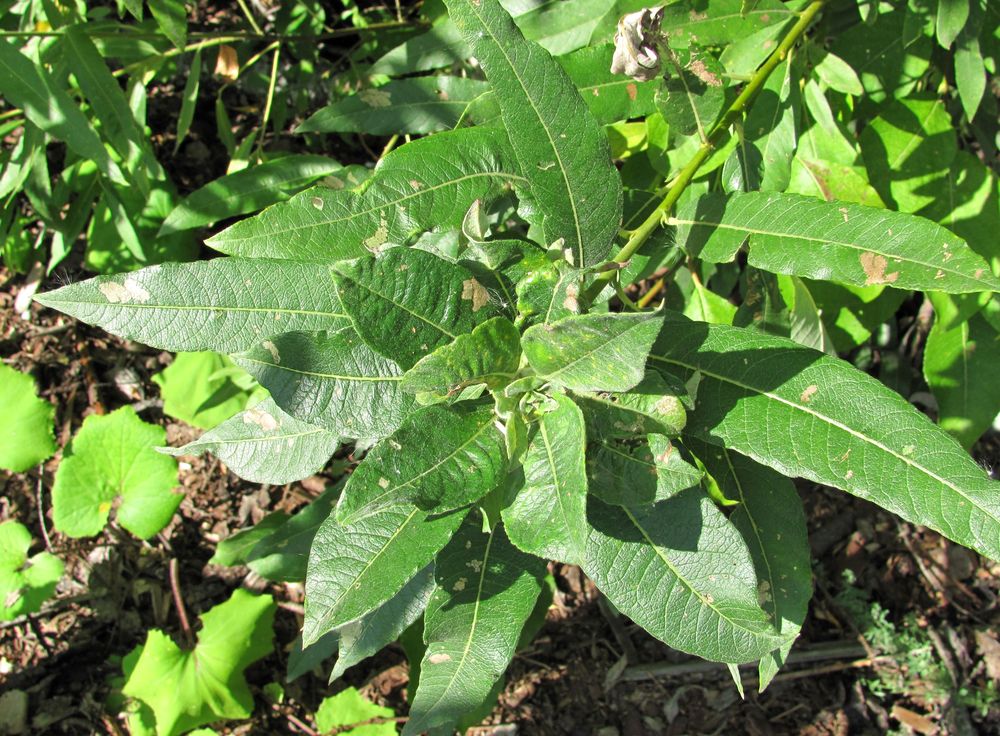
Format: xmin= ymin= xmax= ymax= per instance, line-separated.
xmin=536 ymin=316 xmax=649 ymax=382
xmin=336 ymin=270 xmax=459 ymax=341
xmin=649 ymin=353 xmax=1000 ymax=526
xmin=41 ymin=297 xmax=346 ymax=320
xmin=237 ymin=355 xmax=403 ymax=383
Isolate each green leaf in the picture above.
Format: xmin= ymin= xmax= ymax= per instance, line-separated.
xmin=649 ymin=312 xmax=1000 ymax=563
xmin=936 ymin=0 xmax=969 ymax=48
xmin=35 ymin=259 xmax=349 ymax=354
xmin=159 ymin=155 xmax=343 ymax=235
xmin=0 ymin=521 xmax=63 ymax=621
xmin=174 ymin=47 xmax=201 ymax=154
xmin=303 ymin=506 xmax=467 ymax=644
xmin=315 ymin=688 xmax=397 ymax=736
xmin=502 ymin=392 xmax=588 ymax=565
xmin=123 ymin=589 xmax=275 ymax=736
xmin=924 ymin=313 xmax=1000 ymax=450
xmin=207 ymin=126 xmax=525 ymax=261
xmin=209 ymin=512 xmax=290 ymax=568
xmin=0 ymin=39 xmax=126 ymax=186
xmin=52 ymin=407 xmax=180 ymax=540
xmin=403 ymin=516 xmax=545 ymax=735
xmin=401 ymin=317 xmax=521 ymax=400
xmin=446 ymin=0 xmax=623 ymax=268
xmin=673 ymin=192 xmax=1000 ymax=294
xmin=654 ymin=0 xmax=793 ymax=48
xmin=370 ymin=20 xmax=468 ymax=76
xmin=234 ymin=328 xmax=413 ymax=440
xmin=588 ymin=435 xmax=702 ymax=506
xmin=153 ymin=352 xmax=263 ymax=431
xmin=331 ymin=566 xmax=435 ymax=681
xmin=745 ymin=58 xmax=798 ymax=193
xmin=0 ymin=364 xmax=56 ymax=472
xmin=656 ymin=45 xmax=726 ymax=141
xmin=810 ymin=50 xmax=864 ymax=96
xmin=584 ymin=489 xmax=784 ymax=663
xmin=148 ymin=0 xmax=187 ymax=49
xmin=521 ymin=309 xmax=664 ymax=392
xmin=246 ymin=484 xmax=341 ymax=582
xmin=160 ymin=398 xmax=338 ymax=485
xmin=954 ymin=30 xmax=986 ymax=121
xmin=558 ymin=44 xmax=658 ymax=125
xmin=333 ymin=247 xmax=499 ymax=369
xmin=574 ymin=370 xmax=688 ymax=439
xmin=298 ymin=77 xmax=490 ymax=135
xmin=335 ymin=405 xmax=507 ymax=524
xmin=687 ymin=442 xmax=811 ymax=690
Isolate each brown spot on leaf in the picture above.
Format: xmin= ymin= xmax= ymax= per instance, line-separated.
xmin=687 ymin=59 xmax=721 ymax=87
xmin=461 ymin=278 xmax=489 ymax=312
xmin=626 ymin=82 xmax=638 ymax=100
xmin=860 ymin=252 xmax=899 ymax=285
xmin=800 ymin=384 xmax=818 ymax=403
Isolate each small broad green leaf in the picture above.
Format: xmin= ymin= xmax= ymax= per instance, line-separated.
xmin=52 ymin=407 xmax=180 ymax=540
xmin=234 ymin=328 xmax=413 ymax=440
xmin=333 ymin=247 xmax=499 ymax=369
xmin=924 ymin=313 xmax=1000 ymax=450
xmin=35 ymin=259 xmax=349 ymax=354
xmin=159 ymin=156 xmax=343 ymax=235
xmin=298 ymin=77 xmax=490 ymax=135
xmin=401 ymin=317 xmax=521 ymax=400
xmin=152 ymin=352 xmax=264 ymax=431
xmin=654 ymin=0 xmax=793 ymax=48
xmin=687 ymin=441 xmax=811 ymax=691
xmin=0 ymin=521 xmax=63 ymax=621
xmin=207 ymin=126 xmax=525 ymax=261
xmin=147 ymin=0 xmax=187 ymax=49
xmin=209 ymin=512 xmax=290 ymax=568
xmin=655 ymin=45 xmax=726 ymax=141
xmin=331 ymin=566 xmax=435 ymax=681
xmin=315 ymin=687 xmax=397 ymax=736
xmin=521 ymin=309 xmax=664 ymax=392
xmin=304 ymin=506 xmax=467 ymax=644
xmin=0 ymin=364 xmax=56 ymax=472
xmin=745 ymin=58 xmax=798 ymax=193
xmin=673 ymin=192 xmax=1000 ymax=294
xmin=588 ymin=435 xmax=703 ymax=506
xmin=403 ymin=515 xmax=545 ymax=735
xmin=502 ymin=392 xmax=588 ymax=565
xmin=335 ymin=405 xmax=507 ymax=525
xmin=160 ymin=398 xmax=339 ymax=485
xmin=649 ymin=311 xmax=1000 ymax=563
xmin=574 ymin=370 xmax=688 ymax=438
xmin=446 ymin=0 xmax=623 ymax=268
xmin=936 ymin=0 xmax=969 ymax=48
xmin=0 ymin=39 xmax=126 ymax=186
xmin=558 ymin=44 xmax=658 ymax=125
xmin=584 ymin=489 xmax=784 ymax=663
xmin=246 ymin=485 xmax=341 ymax=582
xmin=810 ymin=49 xmax=864 ymax=96
xmin=122 ymin=589 xmax=275 ymax=736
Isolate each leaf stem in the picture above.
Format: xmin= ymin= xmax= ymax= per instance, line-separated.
xmin=255 ymin=44 xmax=282 ymax=157
xmin=168 ymin=558 xmax=195 ymax=649
xmin=583 ymin=0 xmax=827 ymax=303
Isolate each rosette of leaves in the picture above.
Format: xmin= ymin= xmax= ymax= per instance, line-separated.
xmin=35 ymin=0 xmax=1000 ymax=729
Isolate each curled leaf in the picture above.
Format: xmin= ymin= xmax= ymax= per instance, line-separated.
xmin=610 ymin=7 xmax=664 ymax=82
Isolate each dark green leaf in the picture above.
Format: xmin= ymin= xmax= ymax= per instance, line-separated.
xmin=588 ymin=435 xmax=702 ymax=506
xmin=246 ymin=485 xmax=341 ymax=582
xmin=574 ymin=370 xmax=688 ymax=439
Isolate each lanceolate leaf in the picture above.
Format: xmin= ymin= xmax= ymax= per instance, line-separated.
xmin=335 ymin=405 xmax=507 ymax=525
xmin=688 ymin=441 xmax=811 ymax=690
xmin=587 ymin=435 xmax=703 ymax=506
xmin=654 ymin=0 xmax=793 ymax=48
xmin=303 ymin=506 xmax=467 ymax=645
xmin=502 ymin=393 xmax=589 ymax=565
xmin=246 ymin=485 xmax=341 ymax=582
xmin=673 ymin=192 xmax=1000 ymax=294
xmin=35 ymin=259 xmax=349 ymax=354
xmin=159 ymin=155 xmax=343 ymax=235
xmin=401 ymin=317 xmax=522 ymax=399
xmin=333 ymin=247 xmax=499 ymax=369
xmin=521 ymin=310 xmax=664 ymax=392
xmin=446 ymin=0 xmax=623 ymax=267
xmin=207 ymin=126 xmax=525 ymax=261
xmin=159 ymin=398 xmax=339 ymax=485
xmin=584 ymin=490 xmax=784 ymax=663
xmin=574 ymin=370 xmax=688 ymax=439
xmin=403 ymin=516 xmax=545 ymax=735
xmin=233 ymin=328 xmax=413 ymax=440
xmin=649 ymin=312 xmax=1000 ymax=562
xmin=297 ymin=77 xmax=490 ymax=135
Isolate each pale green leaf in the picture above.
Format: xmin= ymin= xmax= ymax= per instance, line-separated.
xmin=122 ymin=590 xmax=275 ymax=736
xmin=673 ymin=192 xmax=1000 ymax=294
xmin=160 ymin=398 xmax=338 ymax=484
xmin=153 ymin=352 xmax=263 ymax=430
xmin=0 ymin=521 xmax=63 ymax=621
xmin=936 ymin=0 xmax=969 ymax=48
xmin=0 ymin=364 xmax=56 ymax=472
xmin=502 ymin=392 xmax=588 ymax=565
xmin=303 ymin=506 xmax=467 ymax=644
xmin=209 ymin=512 xmax=290 ymax=568
xmin=315 ymin=688 xmax=397 ymax=736
xmin=403 ymin=516 xmax=545 ymax=735
xmin=52 ymin=407 xmax=180 ymax=540
xmin=35 ymin=259 xmax=350 ymax=354
xmin=233 ymin=328 xmax=413 ymax=440
xmin=745 ymin=59 xmax=798 ymax=193
xmin=446 ymin=0 xmax=623 ymax=268
xmin=558 ymin=44 xmax=658 ymax=125
xmin=335 ymin=405 xmax=507 ymax=524
xmin=584 ymin=489 xmax=784 ymax=663
xmin=649 ymin=312 xmax=1000 ymax=563
xmin=521 ymin=309 xmax=664 ymax=392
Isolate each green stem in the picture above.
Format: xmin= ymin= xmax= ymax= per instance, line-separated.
xmin=583 ymin=0 xmax=827 ymax=303
xmin=255 ymin=44 xmax=281 ymax=157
